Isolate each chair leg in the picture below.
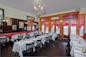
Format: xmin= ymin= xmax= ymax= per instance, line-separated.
xmin=15 ymin=52 xmax=19 ymax=56
xmin=47 ymin=39 xmax=50 ymax=43
xmin=33 ymin=47 xmax=36 ymax=52
xmin=40 ymin=43 xmax=42 ymax=48
xmin=65 ymin=47 xmax=70 ymax=56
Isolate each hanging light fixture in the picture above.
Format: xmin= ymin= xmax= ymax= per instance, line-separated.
xmin=33 ymin=0 xmax=45 ymax=31
xmin=33 ymin=0 xmax=44 ymax=16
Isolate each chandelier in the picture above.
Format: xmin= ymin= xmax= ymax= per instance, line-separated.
xmin=33 ymin=0 xmax=44 ymax=16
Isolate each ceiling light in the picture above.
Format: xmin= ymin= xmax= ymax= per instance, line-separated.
xmin=34 ymin=6 xmax=37 ymax=11
xmin=33 ymin=0 xmax=44 ymax=16
xmin=2 ymin=19 xmax=9 ymax=22
xmin=41 ymin=6 xmax=43 ymax=10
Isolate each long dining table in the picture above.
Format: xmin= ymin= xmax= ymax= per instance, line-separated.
xmin=70 ymin=34 xmax=86 ymax=57
xmin=12 ymin=33 xmax=53 ymax=57
xmin=12 ymin=38 xmax=35 ymax=57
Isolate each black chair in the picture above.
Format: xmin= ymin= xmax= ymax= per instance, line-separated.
xmin=18 ymin=35 xmax=23 ymax=40
xmin=25 ymin=34 xmax=31 ymax=39
xmin=14 ymin=39 xmax=21 ymax=42
xmin=65 ymin=41 xmax=71 ymax=56
xmin=0 ymin=37 xmax=7 ymax=48
xmin=23 ymin=42 xmax=34 ymax=56
xmin=36 ymin=40 xmax=42 ymax=48
xmin=14 ymin=35 xmax=23 ymax=42
xmin=46 ymin=36 xmax=50 ymax=43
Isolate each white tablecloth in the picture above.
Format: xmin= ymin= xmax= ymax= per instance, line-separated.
xmin=12 ymin=38 xmax=35 ymax=57
xmin=51 ymin=33 xmax=57 ymax=41
xmin=12 ymin=33 xmax=52 ymax=57
xmin=36 ymin=34 xmax=49 ymax=44
xmin=70 ymin=34 xmax=86 ymax=57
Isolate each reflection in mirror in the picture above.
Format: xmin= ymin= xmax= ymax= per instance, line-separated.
xmin=0 ymin=8 xmax=4 ymax=33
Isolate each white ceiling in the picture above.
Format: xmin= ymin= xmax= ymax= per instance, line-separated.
xmin=0 ymin=0 xmax=86 ymax=15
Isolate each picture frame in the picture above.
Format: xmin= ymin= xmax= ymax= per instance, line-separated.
xmin=12 ymin=25 xmax=17 ymax=30
xmin=19 ymin=21 xmax=24 ymax=28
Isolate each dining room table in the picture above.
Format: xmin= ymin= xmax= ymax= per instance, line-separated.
xmin=70 ymin=34 xmax=86 ymax=57
xmin=12 ymin=38 xmax=36 ymax=57
xmin=12 ymin=33 xmax=53 ymax=57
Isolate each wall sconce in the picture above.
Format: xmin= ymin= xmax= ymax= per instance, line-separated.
xmin=2 ymin=19 xmax=9 ymax=22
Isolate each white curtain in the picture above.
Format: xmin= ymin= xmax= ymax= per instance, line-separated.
xmin=46 ymin=26 xmax=49 ymax=33
xmin=42 ymin=25 xmax=45 ymax=33
xmin=80 ymin=26 xmax=84 ymax=36
xmin=51 ymin=25 xmax=54 ymax=33
xmin=56 ymin=26 xmax=59 ymax=34
xmin=64 ymin=26 xmax=68 ymax=35
xmin=71 ymin=26 xmax=76 ymax=35
xmin=32 ymin=26 xmax=35 ymax=31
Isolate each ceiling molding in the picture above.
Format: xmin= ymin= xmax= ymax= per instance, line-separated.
xmin=42 ymin=9 xmax=76 ymax=17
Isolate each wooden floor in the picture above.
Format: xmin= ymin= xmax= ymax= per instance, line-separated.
xmin=1 ymin=39 xmax=68 ymax=57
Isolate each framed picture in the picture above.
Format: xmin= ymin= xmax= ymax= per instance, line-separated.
xmin=19 ymin=21 xmax=24 ymax=28
xmin=12 ymin=25 xmax=17 ymax=30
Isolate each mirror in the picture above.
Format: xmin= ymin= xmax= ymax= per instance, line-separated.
xmin=0 ymin=8 xmax=4 ymax=33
